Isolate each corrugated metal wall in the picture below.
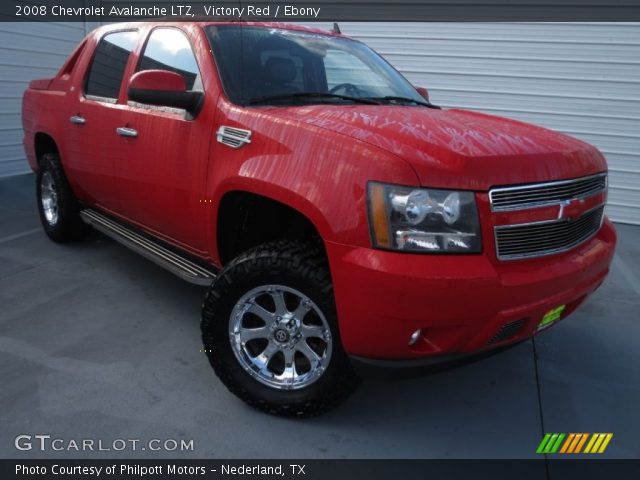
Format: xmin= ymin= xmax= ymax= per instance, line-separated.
xmin=0 ymin=22 xmax=89 ymax=177
xmin=1 ymin=22 xmax=638 ymax=224
xmin=311 ymin=22 xmax=640 ymax=225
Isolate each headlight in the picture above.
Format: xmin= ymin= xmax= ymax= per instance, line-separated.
xmin=367 ymin=182 xmax=482 ymax=253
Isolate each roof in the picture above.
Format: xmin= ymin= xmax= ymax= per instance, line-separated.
xmin=95 ymin=20 xmax=345 ymax=38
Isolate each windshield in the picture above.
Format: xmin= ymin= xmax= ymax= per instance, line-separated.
xmin=205 ymin=25 xmax=426 ymax=106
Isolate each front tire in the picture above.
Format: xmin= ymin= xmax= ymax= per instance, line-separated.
xmin=201 ymin=240 xmax=359 ymax=417
xmin=36 ymin=153 xmax=88 ymax=243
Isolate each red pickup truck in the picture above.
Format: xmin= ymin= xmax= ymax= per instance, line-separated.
xmin=22 ymin=21 xmax=616 ymax=416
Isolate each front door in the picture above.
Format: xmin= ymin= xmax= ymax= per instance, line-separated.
xmin=114 ymin=27 xmax=213 ymax=254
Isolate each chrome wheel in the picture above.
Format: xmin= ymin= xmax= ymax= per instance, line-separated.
xmin=229 ymin=285 xmax=333 ymax=390
xmin=40 ymin=170 xmax=59 ymax=225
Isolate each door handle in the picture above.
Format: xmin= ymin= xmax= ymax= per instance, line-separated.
xmin=69 ymin=115 xmax=86 ymax=125
xmin=116 ymin=127 xmax=138 ymax=138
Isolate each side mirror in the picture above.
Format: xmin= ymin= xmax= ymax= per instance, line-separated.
xmin=415 ymin=86 xmax=430 ymax=102
xmin=128 ymin=70 xmax=203 ymax=117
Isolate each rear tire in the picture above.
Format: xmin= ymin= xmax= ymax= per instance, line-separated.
xmin=36 ymin=153 xmax=88 ymax=243
xmin=201 ymin=239 xmax=359 ymax=417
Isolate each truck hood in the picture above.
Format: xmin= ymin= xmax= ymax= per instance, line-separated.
xmin=265 ymin=105 xmax=606 ymax=190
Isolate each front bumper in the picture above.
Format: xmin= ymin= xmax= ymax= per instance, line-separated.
xmin=326 ymin=217 xmax=617 ymax=361
xmin=349 ymin=342 xmax=524 ymax=379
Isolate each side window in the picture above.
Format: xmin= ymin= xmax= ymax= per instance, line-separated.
xmin=137 ymin=28 xmax=203 ymax=91
xmin=85 ymin=31 xmax=137 ymax=100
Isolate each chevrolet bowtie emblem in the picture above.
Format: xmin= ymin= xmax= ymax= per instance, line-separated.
xmin=558 ymin=198 xmax=586 ymax=221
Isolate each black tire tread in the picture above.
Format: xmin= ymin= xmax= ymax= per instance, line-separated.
xmin=36 ymin=152 xmax=88 ymax=242
xmin=201 ymin=239 xmax=359 ymax=417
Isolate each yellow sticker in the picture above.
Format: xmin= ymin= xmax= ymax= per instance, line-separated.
xmin=538 ymin=304 xmax=566 ymax=330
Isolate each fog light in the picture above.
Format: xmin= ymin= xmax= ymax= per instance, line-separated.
xmin=409 ymin=329 xmax=422 ymax=346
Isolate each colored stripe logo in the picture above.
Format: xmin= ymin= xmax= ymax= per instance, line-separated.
xmin=537 ymin=433 xmax=613 ymax=454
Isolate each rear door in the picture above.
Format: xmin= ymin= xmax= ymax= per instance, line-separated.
xmin=113 ymin=26 xmax=213 ymax=253
xmin=64 ymin=30 xmax=138 ymax=212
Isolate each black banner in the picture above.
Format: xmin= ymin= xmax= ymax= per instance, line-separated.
xmin=3 ymin=460 xmax=640 ymax=480
xmin=3 ymin=0 xmax=640 ymax=22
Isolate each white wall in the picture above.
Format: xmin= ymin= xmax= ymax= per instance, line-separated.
xmin=0 ymin=22 xmax=94 ymax=176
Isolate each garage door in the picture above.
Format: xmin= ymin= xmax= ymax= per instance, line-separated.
xmin=0 ymin=22 xmax=89 ymax=177
xmin=313 ymin=22 xmax=640 ymax=225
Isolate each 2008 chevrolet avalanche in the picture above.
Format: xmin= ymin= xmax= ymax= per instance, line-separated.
xmin=22 ymin=22 xmax=616 ymax=416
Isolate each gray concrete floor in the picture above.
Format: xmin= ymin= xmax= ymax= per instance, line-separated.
xmin=0 ymin=173 xmax=638 ymax=461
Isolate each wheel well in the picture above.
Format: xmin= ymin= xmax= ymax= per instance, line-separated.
xmin=217 ymin=191 xmax=323 ymax=265
xmin=34 ymin=133 xmax=59 ymax=162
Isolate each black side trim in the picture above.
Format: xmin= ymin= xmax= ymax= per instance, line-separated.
xmin=127 ymin=88 xmax=204 ymax=118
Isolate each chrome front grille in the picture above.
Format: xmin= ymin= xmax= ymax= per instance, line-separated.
xmin=490 ymin=173 xmax=607 ymax=260
xmin=495 ymin=206 xmax=605 ymax=260
xmin=489 ymin=173 xmax=607 ymax=212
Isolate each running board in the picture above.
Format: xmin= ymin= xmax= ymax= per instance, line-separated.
xmin=80 ymin=209 xmax=217 ymax=286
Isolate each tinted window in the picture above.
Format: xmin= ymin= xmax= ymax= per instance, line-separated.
xmin=85 ymin=31 xmax=137 ymax=99
xmin=324 ymin=49 xmax=385 ymax=91
xmin=137 ymin=28 xmax=202 ymax=91
xmin=206 ymin=26 xmax=424 ymax=106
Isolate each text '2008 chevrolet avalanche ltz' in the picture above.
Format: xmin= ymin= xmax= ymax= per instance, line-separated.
xmin=22 ymin=22 xmax=616 ymax=416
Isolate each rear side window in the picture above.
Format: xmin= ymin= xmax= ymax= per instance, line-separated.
xmin=137 ymin=28 xmax=202 ymax=91
xmin=85 ymin=31 xmax=138 ymax=99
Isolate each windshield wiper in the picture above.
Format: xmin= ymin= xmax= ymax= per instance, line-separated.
xmin=365 ymin=96 xmax=440 ymax=108
xmin=247 ymin=92 xmax=381 ymax=106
